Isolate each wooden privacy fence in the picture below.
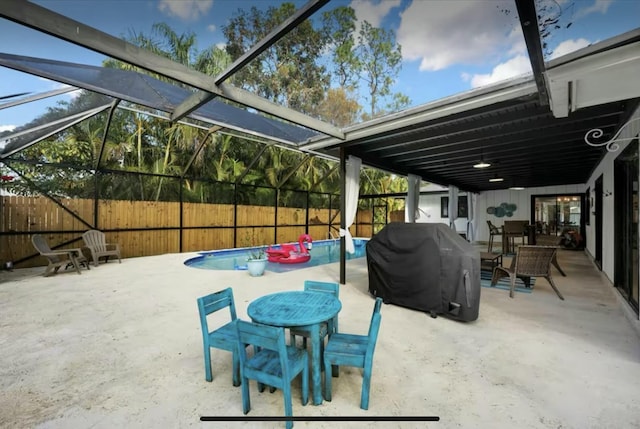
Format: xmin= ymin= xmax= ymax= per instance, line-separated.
xmin=0 ymin=196 xmax=373 ymax=268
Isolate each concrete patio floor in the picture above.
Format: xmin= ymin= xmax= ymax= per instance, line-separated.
xmin=1 ymin=247 xmax=639 ymax=429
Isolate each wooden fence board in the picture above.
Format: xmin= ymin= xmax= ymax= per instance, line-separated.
xmin=183 ymin=202 xmax=234 ymax=227
xmin=277 ymin=207 xmax=306 ymax=226
xmin=182 ymin=229 xmax=234 ymax=252
xmin=236 ymin=205 xmax=275 ymax=226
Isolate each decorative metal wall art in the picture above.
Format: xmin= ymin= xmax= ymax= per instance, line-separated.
xmin=486 ymin=202 xmax=517 ymax=218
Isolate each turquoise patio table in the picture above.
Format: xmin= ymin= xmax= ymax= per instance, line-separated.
xmin=247 ymin=290 xmax=342 ymax=405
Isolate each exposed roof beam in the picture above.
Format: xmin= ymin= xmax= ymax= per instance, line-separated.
xmin=0 ymin=0 xmax=344 ymax=140
xmin=515 ymin=0 xmax=549 ymax=106
xmin=171 ymin=0 xmax=329 ymax=122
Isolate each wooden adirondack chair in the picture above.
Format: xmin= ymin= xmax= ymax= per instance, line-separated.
xmin=31 ymin=234 xmax=89 ymax=277
xmin=82 ymin=229 xmax=121 ymax=267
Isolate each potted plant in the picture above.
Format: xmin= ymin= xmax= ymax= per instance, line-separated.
xmin=246 ymin=247 xmax=268 ymax=277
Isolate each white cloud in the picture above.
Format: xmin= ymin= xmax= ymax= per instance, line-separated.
xmin=548 ymin=38 xmax=591 ymax=60
xmin=351 ymin=0 xmax=401 ymax=41
xmin=351 ymin=0 xmax=402 ymax=27
xmin=158 ymin=0 xmax=213 ymax=21
xmin=215 ymin=42 xmax=226 ymax=50
xmin=466 ymin=54 xmax=531 ymax=88
xmin=575 ymin=0 xmax=613 ymax=19
xmin=397 ymin=0 xmax=522 ymax=71
xmin=0 ymin=125 xmax=16 ymax=133
xmin=207 ymin=24 xmax=216 ymax=32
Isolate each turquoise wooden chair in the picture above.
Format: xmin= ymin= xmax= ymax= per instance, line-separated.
xmin=236 ymin=320 xmax=309 ymax=429
xmin=289 ymin=280 xmax=340 ymax=349
xmin=323 ymin=297 xmax=383 ymax=410
xmin=197 ymin=288 xmax=244 ymax=386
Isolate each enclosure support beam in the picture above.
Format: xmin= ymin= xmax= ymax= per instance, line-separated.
xmin=339 ymin=147 xmax=346 ymax=284
xmin=182 ymin=127 xmax=220 ymax=178
xmin=0 ymin=0 xmax=344 ymax=139
xmin=96 ymin=98 xmax=120 ymax=230
xmin=236 ymin=144 xmax=270 ymax=185
xmin=277 ymin=154 xmax=311 ymax=189
xmin=0 ymin=86 xmax=77 ymax=111
xmin=4 ymin=162 xmax=94 ymax=231
xmin=171 ymin=0 xmax=330 ymax=122
xmin=96 ymin=99 xmax=121 ymax=171
xmin=0 ymin=104 xmax=112 ymax=159
xmin=310 ymin=163 xmax=338 ymax=191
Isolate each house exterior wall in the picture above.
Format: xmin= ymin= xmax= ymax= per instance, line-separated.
xmin=416 ymin=185 xmax=584 ymax=242
xmin=584 ymin=104 xmax=640 ymax=284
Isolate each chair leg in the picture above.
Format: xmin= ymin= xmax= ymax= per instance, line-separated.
xmin=71 ymin=257 xmax=82 ymax=275
xmin=232 ymin=350 xmax=240 ymax=387
xmin=488 ymin=235 xmax=493 ymax=253
xmin=301 ymin=359 xmax=309 ymax=406
xmin=509 ymin=274 xmax=516 ymax=298
xmin=360 ymin=366 xmax=372 ymax=410
xmin=44 ymin=263 xmax=55 ymax=277
xmin=241 ymin=377 xmax=251 ymax=415
xmin=545 ymin=275 xmax=565 ymax=300
xmin=552 ymin=254 xmax=567 ymax=276
xmin=204 ymin=347 xmax=212 ymax=382
xmin=323 ymin=355 xmax=332 ymax=402
xmin=283 ymin=383 xmax=293 ymax=429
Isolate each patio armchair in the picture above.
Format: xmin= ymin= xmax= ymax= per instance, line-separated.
xmin=82 ymin=229 xmax=121 ymax=267
xmin=490 ymin=245 xmax=564 ymax=300
xmin=31 ymin=234 xmax=90 ymax=277
xmin=533 ymin=234 xmax=567 ymax=276
xmin=323 ymin=297 xmax=383 ymax=410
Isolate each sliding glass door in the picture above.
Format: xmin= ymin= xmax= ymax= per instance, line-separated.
xmin=614 ymin=141 xmax=639 ymax=313
xmin=531 ymin=194 xmax=585 ymax=247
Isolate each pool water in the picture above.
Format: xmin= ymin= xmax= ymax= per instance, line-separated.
xmin=184 ymin=239 xmax=367 ymax=273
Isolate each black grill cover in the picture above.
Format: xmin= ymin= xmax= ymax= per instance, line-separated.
xmin=366 ymin=222 xmax=481 ymax=321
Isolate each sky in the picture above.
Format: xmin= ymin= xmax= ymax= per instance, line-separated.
xmin=1 ymin=0 xmax=639 ymax=134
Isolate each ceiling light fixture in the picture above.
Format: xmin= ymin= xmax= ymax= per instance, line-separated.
xmin=510 ymin=186 xmax=524 ymax=190
xmin=473 ymin=159 xmax=491 ymax=169
xmin=473 ymin=147 xmax=491 ymax=168
xmin=489 ymin=176 xmax=504 ymax=182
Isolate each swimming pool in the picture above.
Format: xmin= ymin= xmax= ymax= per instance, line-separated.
xmin=184 ymin=239 xmax=367 ymax=273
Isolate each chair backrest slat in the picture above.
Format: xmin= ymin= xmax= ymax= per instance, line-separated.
xmin=486 ymin=220 xmax=501 ymax=235
xmin=83 ymin=230 xmax=108 ymax=252
xmin=236 ymin=320 xmax=284 ymax=353
xmin=197 ymin=288 xmax=237 ymax=334
xmin=32 ymin=234 xmax=63 ymax=262
xmin=514 ymin=245 xmax=557 ymax=277
xmin=304 ymin=280 xmax=339 ymax=298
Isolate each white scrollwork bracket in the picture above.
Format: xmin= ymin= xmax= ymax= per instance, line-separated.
xmin=584 ymin=118 xmax=640 ymax=152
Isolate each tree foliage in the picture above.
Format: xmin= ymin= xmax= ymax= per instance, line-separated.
xmin=3 ymin=4 xmax=412 ymax=213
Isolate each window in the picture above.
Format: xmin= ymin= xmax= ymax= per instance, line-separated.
xmin=441 ymin=195 xmax=468 ymax=218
